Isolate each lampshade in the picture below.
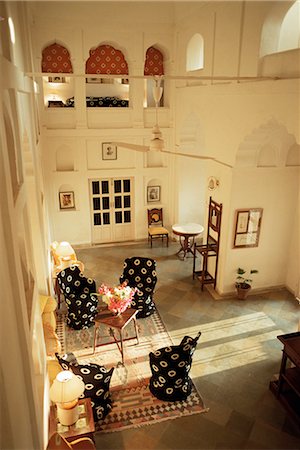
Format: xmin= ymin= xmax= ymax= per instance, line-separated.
xmin=50 ymin=371 xmax=85 ymax=426
xmin=55 ymin=241 xmax=74 ymax=258
xmin=50 ymin=370 xmax=84 ymax=404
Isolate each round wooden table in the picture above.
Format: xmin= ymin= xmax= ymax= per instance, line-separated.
xmin=172 ymin=223 xmax=204 ymax=259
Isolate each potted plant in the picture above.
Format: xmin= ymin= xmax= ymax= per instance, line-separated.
xmin=235 ymin=267 xmax=259 ymax=300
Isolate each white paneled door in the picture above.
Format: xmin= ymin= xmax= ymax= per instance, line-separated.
xmin=90 ymin=177 xmax=134 ymax=244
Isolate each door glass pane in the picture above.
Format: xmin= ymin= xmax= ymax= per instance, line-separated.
xmin=94 ymin=213 xmax=101 ymax=225
xmin=115 ymin=196 xmax=122 ymax=209
xmin=114 ymin=180 xmax=121 ymax=193
xmin=124 ymin=211 xmax=131 ymax=223
xmin=102 ymin=180 xmax=109 ymax=194
xmin=92 ymin=181 xmax=100 ymax=195
xmin=103 ymin=212 xmax=110 ymax=225
xmin=115 ymin=211 xmax=122 ymax=223
xmin=124 ymin=195 xmax=130 ymax=208
xmin=102 ymin=197 xmax=110 ymax=210
xmin=93 ymin=198 xmax=100 ymax=210
xmin=123 ymin=179 xmax=130 ymax=192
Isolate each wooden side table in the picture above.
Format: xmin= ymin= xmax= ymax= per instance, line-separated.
xmin=172 ymin=223 xmax=204 ymax=259
xmin=49 ymin=398 xmax=95 ymax=443
xmin=269 ymin=331 xmax=300 ymax=426
xmin=93 ymin=308 xmax=139 ymax=364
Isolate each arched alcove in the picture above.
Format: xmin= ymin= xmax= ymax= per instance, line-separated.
xmin=56 ymin=145 xmax=75 ymax=172
xmin=278 ymin=1 xmax=300 ymax=52
xmin=286 ymin=143 xmax=300 ymax=167
xmin=85 ymin=43 xmax=129 ymax=104
xmin=41 ymin=42 xmax=73 ymax=73
xmin=236 ymin=119 xmax=298 ymax=168
xmin=257 ymin=144 xmax=277 ymax=167
xmin=41 ymin=42 xmax=74 ymax=107
xmin=144 ymin=45 xmax=165 ymax=107
xmin=259 ymin=1 xmax=298 ymax=57
xmin=179 ymin=112 xmax=205 ymax=154
xmin=186 ymin=33 xmax=204 ymax=71
xmin=147 ymin=178 xmax=162 ymax=204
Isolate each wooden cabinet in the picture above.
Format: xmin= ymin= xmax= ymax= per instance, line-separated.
xmin=269 ymin=331 xmax=300 ymax=426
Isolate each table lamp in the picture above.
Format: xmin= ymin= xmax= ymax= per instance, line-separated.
xmin=55 ymin=241 xmax=74 ymax=258
xmin=50 ymin=370 xmax=85 ymax=426
xmin=55 ymin=241 xmax=76 ymax=268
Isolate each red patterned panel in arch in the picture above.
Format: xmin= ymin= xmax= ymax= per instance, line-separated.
xmin=144 ymin=47 xmax=164 ymax=76
xmin=86 ymin=45 xmax=128 ymax=75
xmin=41 ymin=43 xmax=73 ymax=73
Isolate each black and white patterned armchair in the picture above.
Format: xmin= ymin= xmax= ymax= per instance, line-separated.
xmin=119 ymin=257 xmax=157 ymax=318
xmin=57 ymin=265 xmax=98 ymax=330
xmin=56 ymin=353 xmax=114 ymax=423
xmin=149 ymin=332 xmax=201 ymax=401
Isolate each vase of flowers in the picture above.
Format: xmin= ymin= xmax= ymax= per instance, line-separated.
xmin=98 ymin=282 xmax=137 ymax=316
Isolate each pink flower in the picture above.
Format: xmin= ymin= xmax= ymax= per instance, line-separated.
xmin=98 ymin=282 xmax=137 ymax=315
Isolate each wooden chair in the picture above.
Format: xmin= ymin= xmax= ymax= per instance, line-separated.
xmin=147 ymin=208 xmax=169 ymax=247
xmin=193 ymin=197 xmax=223 ymax=290
xmin=47 ymin=432 xmax=95 ymax=450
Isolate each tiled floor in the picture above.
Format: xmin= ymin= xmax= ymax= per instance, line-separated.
xmin=75 ymin=241 xmax=300 ymax=450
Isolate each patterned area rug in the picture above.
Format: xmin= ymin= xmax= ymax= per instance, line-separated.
xmin=57 ymin=310 xmax=209 ymax=433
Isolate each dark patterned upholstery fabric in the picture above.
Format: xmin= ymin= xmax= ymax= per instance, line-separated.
xmin=63 ymin=97 xmax=129 ymax=108
xmin=57 ymin=266 xmax=98 ymax=330
xmin=149 ymin=332 xmax=201 ymax=401
xmin=119 ymin=257 xmax=157 ymax=318
xmin=56 ymin=354 xmax=114 ymax=422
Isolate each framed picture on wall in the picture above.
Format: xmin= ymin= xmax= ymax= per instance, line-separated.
xmin=102 ymin=143 xmax=117 ymax=160
xmin=233 ymin=208 xmax=263 ymax=248
xmin=147 ymin=186 xmax=161 ymax=203
xmin=59 ymin=191 xmax=75 ymax=210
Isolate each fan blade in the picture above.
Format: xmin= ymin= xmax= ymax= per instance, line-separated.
xmin=161 ymin=149 xmax=233 ymax=167
xmin=113 ymin=142 xmax=150 ymax=152
xmin=161 ymin=149 xmax=212 ymax=160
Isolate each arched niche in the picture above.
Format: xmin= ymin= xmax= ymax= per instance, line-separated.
xmin=144 ymin=44 xmax=167 ymax=107
xmin=286 ymin=143 xmax=300 ymax=167
xmin=146 ymin=149 xmax=164 ymax=168
xmin=85 ymin=43 xmax=129 ymax=102
xmin=41 ymin=42 xmax=74 ymax=107
xmin=56 ymin=145 xmax=75 ymax=172
xmin=279 ymin=1 xmax=300 ymax=52
xmin=257 ymin=144 xmax=277 ymax=168
xmin=41 ymin=42 xmax=73 ymax=73
xmin=179 ymin=112 xmax=205 ymax=155
xmin=236 ymin=119 xmax=297 ymax=168
xmin=259 ymin=1 xmax=298 ymax=57
xmin=186 ymin=33 xmax=204 ymax=71
xmin=147 ymin=178 xmax=162 ymax=205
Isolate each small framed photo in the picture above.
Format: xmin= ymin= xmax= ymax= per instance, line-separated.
xmin=48 ymin=76 xmax=66 ymax=83
xmin=102 ymin=143 xmax=117 ymax=160
xmin=147 ymin=186 xmax=161 ymax=203
xmin=59 ymin=191 xmax=75 ymax=210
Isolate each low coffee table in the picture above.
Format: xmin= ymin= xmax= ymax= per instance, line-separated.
xmin=93 ymin=308 xmax=139 ymax=364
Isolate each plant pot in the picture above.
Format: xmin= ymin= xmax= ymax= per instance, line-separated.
xmin=236 ymin=284 xmax=251 ymax=300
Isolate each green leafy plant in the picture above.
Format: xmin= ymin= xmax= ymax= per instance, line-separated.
xmin=235 ymin=267 xmax=259 ymax=289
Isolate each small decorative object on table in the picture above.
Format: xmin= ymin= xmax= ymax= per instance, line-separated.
xmin=235 ymin=267 xmax=258 ymax=300
xmin=98 ymin=282 xmax=137 ymax=316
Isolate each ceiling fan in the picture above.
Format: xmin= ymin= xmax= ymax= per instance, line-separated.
xmin=113 ymin=77 xmax=232 ymax=167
